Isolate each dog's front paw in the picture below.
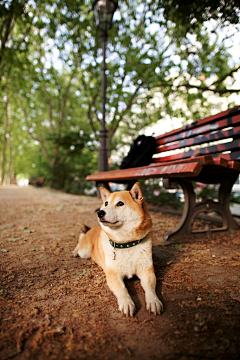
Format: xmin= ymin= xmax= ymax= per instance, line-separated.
xmin=146 ymin=296 xmax=163 ymax=315
xmin=118 ymin=298 xmax=135 ymax=317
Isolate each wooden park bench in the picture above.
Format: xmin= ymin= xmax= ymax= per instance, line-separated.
xmin=86 ymin=106 xmax=240 ymax=241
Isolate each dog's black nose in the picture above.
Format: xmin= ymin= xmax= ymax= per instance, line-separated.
xmin=97 ymin=210 xmax=106 ymax=219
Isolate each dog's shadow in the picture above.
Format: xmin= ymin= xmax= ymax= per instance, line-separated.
xmin=153 ymin=245 xmax=179 ymax=312
xmin=124 ymin=276 xmax=143 ymax=313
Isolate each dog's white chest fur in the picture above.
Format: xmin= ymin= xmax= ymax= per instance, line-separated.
xmin=101 ymin=233 xmax=153 ymax=279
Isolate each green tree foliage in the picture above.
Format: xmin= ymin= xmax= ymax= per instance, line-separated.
xmin=0 ymin=0 xmax=239 ymax=189
xmin=158 ymin=0 xmax=240 ymax=35
xmin=14 ymin=62 xmax=96 ymax=188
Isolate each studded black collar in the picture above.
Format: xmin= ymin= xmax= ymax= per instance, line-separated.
xmin=108 ymin=237 xmax=145 ymax=249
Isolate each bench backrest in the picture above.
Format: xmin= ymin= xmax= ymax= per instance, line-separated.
xmin=153 ymin=106 xmax=240 ymax=164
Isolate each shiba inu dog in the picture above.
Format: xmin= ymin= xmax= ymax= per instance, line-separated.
xmin=73 ymin=182 xmax=163 ymax=317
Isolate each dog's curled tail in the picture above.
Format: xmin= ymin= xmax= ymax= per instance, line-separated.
xmin=82 ymin=224 xmax=91 ymax=234
xmin=73 ymin=224 xmax=91 ymax=258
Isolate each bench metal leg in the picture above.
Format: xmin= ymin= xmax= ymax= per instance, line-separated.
xmin=96 ymin=181 xmax=111 ymax=198
xmin=164 ymin=176 xmax=240 ymax=241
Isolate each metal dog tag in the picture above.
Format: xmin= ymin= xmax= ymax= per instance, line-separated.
xmin=113 ymin=241 xmax=116 ymax=260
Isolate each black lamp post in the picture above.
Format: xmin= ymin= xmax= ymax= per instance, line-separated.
xmin=93 ymin=0 xmax=118 ymax=172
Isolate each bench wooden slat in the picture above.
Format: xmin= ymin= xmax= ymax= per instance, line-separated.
xmin=86 ymin=162 xmax=203 ymax=182
xmin=153 ymin=154 xmax=213 ymax=166
xmin=156 ymin=124 xmax=240 ymax=153
xmin=155 ymin=157 xmax=228 ymax=168
xmin=228 ymin=160 xmax=240 ymax=171
xmin=157 ymin=139 xmax=240 ymax=162
xmin=213 ymin=150 xmax=240 ymax=161
xmin=155 ymin=106 xmax=240 ymax=144
xmin=212 ymin=157 xmax=228 ymax=167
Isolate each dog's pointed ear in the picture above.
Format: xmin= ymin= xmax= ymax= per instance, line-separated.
xmin=100 ymin=187 xmax=111 ymax=202
xmin=130 ymin=182 xmax=144 ymax=205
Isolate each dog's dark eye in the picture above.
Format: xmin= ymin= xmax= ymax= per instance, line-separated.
xmin=117 ymin=201 xmax=124 ymax=207
xmin=105 ymin=201 xmax=108 ymax=207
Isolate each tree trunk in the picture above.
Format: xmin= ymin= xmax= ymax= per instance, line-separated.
xmin=0 ymin=99 xmax=10 ymax=185
xmin=4 ymin=137 xmax=14 ymax=185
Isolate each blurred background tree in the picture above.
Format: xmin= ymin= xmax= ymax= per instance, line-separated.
xmin=0 ymin=0 xmax=239 ymax=192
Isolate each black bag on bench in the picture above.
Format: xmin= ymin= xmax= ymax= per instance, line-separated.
xmin=120 ymin=135 xmax=156 ymax=169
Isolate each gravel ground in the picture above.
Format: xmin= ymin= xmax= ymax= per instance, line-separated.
xmin=0 ymin=185 xmax=240 ymax=360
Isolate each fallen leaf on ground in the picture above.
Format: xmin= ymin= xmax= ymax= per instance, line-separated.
xmin=75 ymin=269 xmax=91 ymax=276
xmin=230 ymin=294 xmax=240 ymax=302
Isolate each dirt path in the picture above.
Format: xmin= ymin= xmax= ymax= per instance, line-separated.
xmin=0 ymin=185 xmax=240 ymax=360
